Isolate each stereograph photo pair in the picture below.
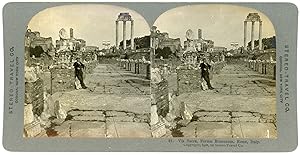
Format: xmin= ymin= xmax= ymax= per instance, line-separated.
xmin=1 ymin=2 xmax=298 ymax=152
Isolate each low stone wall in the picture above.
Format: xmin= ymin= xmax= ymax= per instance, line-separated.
xmin=211 ymin=61 xmax=226 ymax=74
xmin=176 ymin=62 xmax=226 ymax=94
xmin=50 ymin=66 xmax=74 ymax=94
xmin=85 ymin=61 xmax=98 ymax=74
xmin=247 ymin=60 xmax=276 ymax=79
xmin=154 ymin=58 xmax=181 ymax=73
xmin=176 ymin=66 xmax=201 ymax=94
xmin=50 ymin=61 xmax=98 ymax=94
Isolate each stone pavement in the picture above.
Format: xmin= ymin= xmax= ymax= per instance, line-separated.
xmin=39 ymin=64 xmax=151 ymax=138
xmin=168 ymin=63 xmax=277 ymax=138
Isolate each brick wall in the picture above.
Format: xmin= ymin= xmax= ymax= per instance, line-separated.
xmin=152 ymin=79 xmax=169 ymax=117
xmin=25 ymin=78 xmax=44 ymax=116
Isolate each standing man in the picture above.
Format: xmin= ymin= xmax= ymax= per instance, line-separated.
xmin=73 ymin=57 xmax=87 ymax=89
xmin=200 ymin=58 xmax=214 ymax=90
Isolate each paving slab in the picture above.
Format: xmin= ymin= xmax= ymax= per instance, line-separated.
xmin=70 ymin=121 xmax=106 ymax=138
xmin=232 ymin=122 xmax=277 ymax=138
xmin=195 ymin=122 xmax=232 ymax=138
xmin=106 ymin=122 xmax=151 ymax=138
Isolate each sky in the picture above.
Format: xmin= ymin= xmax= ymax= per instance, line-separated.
xmin=27 ymin=4 xmax=150 ymax=49
xmin=154 ymin=4 xmax=276 ymax=49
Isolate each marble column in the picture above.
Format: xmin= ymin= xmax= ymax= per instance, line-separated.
xmin=251 ymin=21 xmax=255 ymax=50
xmin=123 ymin=21 xmax=127 ymax=50
xmin=244 ymin=21 xmax=247 ymax=50
xmin=131 ymin=20 xmax=134 ymax=50
xmin=115 ymin=21 xmax=119 ymax=49
xmin=259 ymin=21 xmax=263 ymax=50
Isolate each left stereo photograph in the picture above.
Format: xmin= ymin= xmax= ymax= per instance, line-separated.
xmin=24 ymin=4 xmax=152 ymax=138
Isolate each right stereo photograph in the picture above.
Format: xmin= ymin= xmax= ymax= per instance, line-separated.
xmin=150 ymin=4 xmax=277 ymax=139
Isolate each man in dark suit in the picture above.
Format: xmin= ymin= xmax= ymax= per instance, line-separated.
xmin=73 ymin=57 xmax=87 ymax=89
xmin=200 ymin=58 xmax=214 ymax=90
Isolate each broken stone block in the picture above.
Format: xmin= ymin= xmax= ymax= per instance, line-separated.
xmin=41 ymin=94 xmax=55 ymax=116
xmin=25 ymin=66 xmax=38 ymax=82
xmin=180 ymin=102 xmax=192 ymax=121
xmin=54 ymin=100 xmax=67 ymax=120
xmin=150 ymin=105 xmax=159 ymax=126
xmin=151 ymin=121 xmax=167 ymax=138
xmin=24 ymin=104 xmax=34 ymax=125
xmin=259 ymin=114 xmax=276 ymax=123
xmin=24 ymin=121 xmax=42 ymax=137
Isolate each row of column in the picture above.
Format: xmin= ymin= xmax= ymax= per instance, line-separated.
xmin=244 ymin=20 xmax=262 ymax=50
xmin=116 ymin=20 xmax=134 ymax=50
xmin=119 ymin=60 xmax=151 ymax=79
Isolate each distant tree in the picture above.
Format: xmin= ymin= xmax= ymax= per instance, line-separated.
xmin=247 ymin=36 xmax=276 ymax=49
xmin=29 ymin=46 xmax=44 ymax=58
xmin=119 ymin=36 xmax=150 ymax=49
xmin=134 ymin=36 xmax=150 ymax=49
xmin=155 ymin=47 xmax=172 ymax=59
